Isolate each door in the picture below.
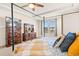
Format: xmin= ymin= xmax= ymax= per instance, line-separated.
xmin=44 ymin=19 xmax=57 ymax=37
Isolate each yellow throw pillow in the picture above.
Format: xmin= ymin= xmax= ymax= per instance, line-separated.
xmin=67 ymin=36 xmax=79 ymax=56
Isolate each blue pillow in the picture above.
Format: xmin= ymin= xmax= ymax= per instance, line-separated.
xmin=60 ymin=32 xmax=76 ymax=52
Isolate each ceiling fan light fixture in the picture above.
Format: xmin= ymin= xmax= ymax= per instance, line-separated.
xmin=28 ymin=4 xmax=35 ymax=9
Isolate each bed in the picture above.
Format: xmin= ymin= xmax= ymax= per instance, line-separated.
xmin=41 ymin=37 xmax=67 ymax=56
xmin=13 ymin=37 xmax=67 ymax=56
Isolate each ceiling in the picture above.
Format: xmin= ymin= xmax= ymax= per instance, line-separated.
xmin=16 ymin=3 xmax=79 ymax=17
xmin=16 ymin=3 xmax=72 ymax=15
xmin=1 ymin=3 xmax=79 ymax=19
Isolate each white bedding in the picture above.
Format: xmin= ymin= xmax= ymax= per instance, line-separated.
xmin=47 ymin=47 xmax=67 ymax=56
xmin=41 ymin=37 xmax=67 ymax=56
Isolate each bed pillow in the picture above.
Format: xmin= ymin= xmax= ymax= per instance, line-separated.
xmin=54 ymin=36 xmax=65 ymax=48
xmin=67 ymin=36 xmax=79 ymax=56
xmin=68 ymin=36 xmax=79 ymax=56
xmin=60 ymin=32 xmax=76 ymax=52
xmin=53 ymin=36 xmax=61 ymax=47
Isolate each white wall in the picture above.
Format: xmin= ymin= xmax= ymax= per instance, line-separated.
xmin=37 ymin=20 xmax=42 ymax=37
xmin=57 ymin=16 xmax=62 ymax=36
xmin=0 ymin=6 xmax=10 ymax=47
xmin=56 ymin=13 xmax=79 ymax=35
xmin=0 ymin=17 xmax=6 ymax=47
xmin=63 ymin=13 xmax=79 ymax=34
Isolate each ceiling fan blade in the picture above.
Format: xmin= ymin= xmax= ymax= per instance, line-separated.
xmin=21 ymin=4 xmax=29 ymax=7
xmin=33 ymin=3 xmax=44 ymax=7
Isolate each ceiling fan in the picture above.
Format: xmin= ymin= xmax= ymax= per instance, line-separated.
xmin=21 ymin=3 xmax=44 ymax=11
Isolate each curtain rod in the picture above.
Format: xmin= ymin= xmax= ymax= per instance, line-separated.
xmin=46 ymin=9 xmax=79 ymax=18
xmin=13 ymin=3 xmax=42 ymax=18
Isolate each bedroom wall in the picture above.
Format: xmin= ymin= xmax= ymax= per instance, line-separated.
xmin=0 ymin=17 xmax=6 ymax=47
xmin=63 ymin=12 xmax=79 ymax=34
xmin=57 ymin=16 xmax=62 ymax=36
xmin=0 ymin=4 xmax=39 ymax=47
xmin=56 ymin=12 xmax=79 ymax=35
xmin=0 ymin=7 xmax=10 ymax=47
xmin=36 ymin=20 xmax=41 ymax=37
